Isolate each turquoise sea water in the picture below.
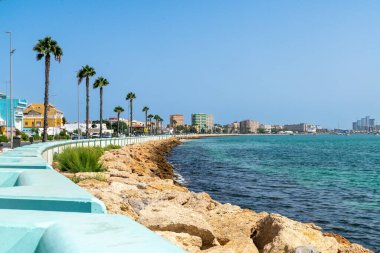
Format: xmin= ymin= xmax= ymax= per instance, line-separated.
xmin=168 ymin=135 xmax=380 ymax=251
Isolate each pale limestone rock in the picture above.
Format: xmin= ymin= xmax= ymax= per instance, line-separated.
xmin=202 ymin=238 xmax=260 ymax=253
xmin=156 ymin=231 xmax=202 ymax=253
xmin=138 ymin=202 xmax=216 ymax=247
xmin=252 ymin=214 xmax=338 ymax=253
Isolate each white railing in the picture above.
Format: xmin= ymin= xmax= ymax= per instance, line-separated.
xmin=40 ymin=135 xmax=191 ymax=165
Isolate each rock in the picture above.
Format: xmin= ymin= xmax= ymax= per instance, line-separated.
xmin=156 ymin=231 xmax=202 ymax=253
xmin=138 ymin=202 xmax=216 ymax=248
xmin=204 ymin=202 xmax=266 ymax=246
xmin=252 ymin=214 xmax=338 ymax=253
xmin=202 ymin=238 xmax=259 ymax=253
xmin=323 ymin=233 xmax=373 ymax=253
xmin=294 ymin=246 xmax=320 ymax=253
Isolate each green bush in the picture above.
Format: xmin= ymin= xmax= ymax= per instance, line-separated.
xmin=55 ymin=147 xmax=105 ymax=173
xmin=0 ymin=135 xmax=8 ymax=142
xmin=103 ymin=144 xmax=121 ymax=151
xmin=47 ymin=135 xmax=54 ymax=141
xmin=21 ymin=133 xmax=29 ymax=141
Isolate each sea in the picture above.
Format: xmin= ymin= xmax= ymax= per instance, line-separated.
xmin=168 ymin=135 xmax=380 ymax=252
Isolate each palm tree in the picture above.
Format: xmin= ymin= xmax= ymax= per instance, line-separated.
xmin=142 ymin=106 xmax=149 ymax=134
xmin=114 ymin=106 xmax=124 ymax=135
xmin=33 ymin=37 xmax=63 ymax=142
xmin=93 ymin=77 xmax=109 ymax=137
xmin=126 ymin=92 xmax=136 ymax=135
xmin=77 ymin=65 xmax=96 ymax=138
xmin=153 ymin=115 xmax=160 ymax=134
xmin=159 ymin=117 xmax=164 ymax=133
xmin=147 ymin=114 xmax=154 ymax=135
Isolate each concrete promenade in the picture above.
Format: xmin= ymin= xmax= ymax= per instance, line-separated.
xmin=0 ymin=135 xmax=187 ymax=253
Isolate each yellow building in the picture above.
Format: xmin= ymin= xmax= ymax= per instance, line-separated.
xmin=23 ymin=103 xmax=64 ymax=129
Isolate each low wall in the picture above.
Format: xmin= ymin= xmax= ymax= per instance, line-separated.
xmin=0 ymin=135 xmax=189 ymax=253
xmin=41 ymin=135 xmax=173 ymax=165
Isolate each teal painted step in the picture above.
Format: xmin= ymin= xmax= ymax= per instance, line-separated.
xmin=0 ymin=169 xmax=105 ymax=213
xmin=0 ymin=157 xmax=50 ymax=169
xmin=0 ymin=209 xmax=185 ymax=253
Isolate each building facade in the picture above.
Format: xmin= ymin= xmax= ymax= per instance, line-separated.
xmin=352 ymin=116 xmax=375 ymax=131
xmin=283 ymin=123 xmax=307 ymax=132
xmin=191 ymin=113 xmax=214 ymax=133
xmin=0 ymin=93 xmax=28 ymax=134
xmin=23 ymin=103 xmax=64 ymax=129
xmin=240 ymin=120 xmax=260 ymax=134
xmin=260 ymin=124 xmax=272 ymax=133
xmin=170 ymin=114 xmax=184 ymax=127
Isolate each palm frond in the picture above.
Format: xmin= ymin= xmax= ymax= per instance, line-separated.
xmin=36 ymin=53 xmax=44 ymax=61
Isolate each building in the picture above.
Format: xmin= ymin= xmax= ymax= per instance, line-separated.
xmin=0 ymin=93 xmax=27 ymax=135
xmin=352 ymin=116 xmax=375 ymax=131
xmin=170 ymin=114 xmax=184 ymax=127
xmin=283 ymin=123 xmax=317 ymax=133
xmin=240 ymin=120 xmax=260 ymax=134
xmin=23 ymin=103 xmax=64 ymax=129
xmin=260 ymin=124 xmax=272 ymax=133
xmin=191 ymin=113 xmax=214 ymax=133
xmin=283 ymin=123 xmax=307 ymax=132
xmin=226 ymin=121 xmax=240 ymax=133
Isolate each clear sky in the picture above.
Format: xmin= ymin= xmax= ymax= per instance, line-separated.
xmin=1 ymin=0 xmax=380 ymax=129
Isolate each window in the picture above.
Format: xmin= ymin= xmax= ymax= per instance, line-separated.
xmin=36 ymin=121 xmax=41 ymax=127
xmin=25 ymin=122 xmax=28 ymax=126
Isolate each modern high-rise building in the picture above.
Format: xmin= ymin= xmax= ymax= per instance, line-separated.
xmin=170 ymin=114 xmax=184 ymax=127
xmin=0 ymin=93 xmax=28 ymax=134
xmin=352 ymin=116 xmax=375 ymax=131
xmin=239 ymin=120 xmax=260 ymax=134
xmin=191 ymin=113 xmax=214 ymax=133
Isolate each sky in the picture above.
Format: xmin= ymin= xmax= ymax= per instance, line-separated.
xmin=1 ymin=0 xmax=380 ymax=129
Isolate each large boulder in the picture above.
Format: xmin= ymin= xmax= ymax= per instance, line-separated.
xmin=156 ymin=231 xmax=203 ymax=253
xmin=203 ymin=238 xmax=259 ymax=253
xmin=252 ymin=214 xmax=339 ymax=253
xmin=138 ymin=202 xmax=216 ymax=248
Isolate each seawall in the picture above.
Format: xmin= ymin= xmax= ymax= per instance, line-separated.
xmin=0 ymin=136 xmax=190 ymax=253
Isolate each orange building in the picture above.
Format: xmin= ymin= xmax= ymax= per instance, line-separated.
xmin=23 ymin=103 xmax=64 ymax=129
xmin=170 ymin=114 xmax=184 ymax=127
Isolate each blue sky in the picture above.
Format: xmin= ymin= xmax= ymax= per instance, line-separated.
xmin=1 ymin=0 xmax=380 ymax=128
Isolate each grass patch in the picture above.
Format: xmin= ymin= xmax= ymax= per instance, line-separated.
xmin=54 ymin=145 xmax=122 ymax=173
xmin=103 ymin=144 xmax=121 ymax=151
xmin=70 ymin=173 xmax=108 ymax=183
xmin=55 ymin=147 xmax=105 ymax=173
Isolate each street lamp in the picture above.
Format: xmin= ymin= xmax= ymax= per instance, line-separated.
xmin=77 ymin=83 xmax=81 ymax=139
xmin=6 ymin=32 xmax=15 ymax=148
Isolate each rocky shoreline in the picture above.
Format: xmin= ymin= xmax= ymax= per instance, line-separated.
xmin=61 ymin=138 xmax=373 ymax=253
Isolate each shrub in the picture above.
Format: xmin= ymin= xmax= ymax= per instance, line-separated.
xmin=103 ymin=144 xmax=121 ymax=151
xmin=47 ymin=135 xmax=54 ymax=141
xmin=32 ymin=134 xmax=41 ymax=141
xmin=0 ymin=135 xmax=8 ymax=143
xmin=55 ymin=147 xmax=105 ymax=173
xmin=21 ymin=133 xmax=29 ymax=141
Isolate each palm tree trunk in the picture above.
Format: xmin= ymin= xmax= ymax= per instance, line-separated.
xmin=42 ymin=54 xmax=51 ymax=142
xmin=86 ymin=77 xmax=90 ymax=138
xmin=129 ymin=100 xmax=133 ymax=135
xmin=99 ymin=87 xmax=103 ymax=137
xmin=117 ymin=113 xmax=120 ymax=135
xmin=145 ymin=111 xmax=147 ymax=134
